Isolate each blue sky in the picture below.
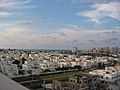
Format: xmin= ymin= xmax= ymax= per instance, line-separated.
xmin=0 ymin=0 xmax=120 ymax=49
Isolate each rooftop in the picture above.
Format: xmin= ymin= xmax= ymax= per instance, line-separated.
xmin=0 ymin=73 xmax=29 ymax=90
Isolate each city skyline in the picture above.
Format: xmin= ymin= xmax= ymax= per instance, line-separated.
xmin=0 ymin=0 xmax=120 ymax=49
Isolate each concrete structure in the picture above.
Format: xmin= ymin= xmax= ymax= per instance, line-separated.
xmin=53 ymin=72 xmax=97 ymax=90
xmin=0 ymin=73 xmax=29 ymax=90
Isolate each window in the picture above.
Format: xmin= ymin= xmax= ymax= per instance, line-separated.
xmin=105 ymin=82 xmax=108 ymax=84
xmin=94 ymin=84 xmax=96 ymax=87
xmin=79 ymin=81 xmax=81 ymax=84
xmin=85 ymin=81 xmax=87 ymax=84
xmin=94 ymin=78 xmax=96 ymax=81
xmin=73 ymin=80 xmax=75 ymax=83
xmin=106 ymin=77 xmax=109 ymax=79
xmin=101 ymin=81 xmax=104 ymax=83
xmin=89 ymin=79 xmax=92 ymax=82
xmin=106 ymin=72 xmax=110 ymax=74
xmin=101 ymin=76 xmax=103 ymax=79
xmin=112 ymin=70 xmax=115 ymax=72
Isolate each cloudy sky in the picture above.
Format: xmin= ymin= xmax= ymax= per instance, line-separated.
xmin=0 ymin=0 xmax=120 ymax=49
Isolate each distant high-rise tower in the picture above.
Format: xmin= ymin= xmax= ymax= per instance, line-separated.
xmin=72 ymin=47 xmax=78 ymax=54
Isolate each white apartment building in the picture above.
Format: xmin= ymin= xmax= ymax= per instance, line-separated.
xmin=1 ymin=63 xmax=18 ymax=78
xmin=89 ymin=66 xmax=120 ymax=90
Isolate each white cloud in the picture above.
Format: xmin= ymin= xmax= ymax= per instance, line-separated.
xmin=71 ymin=0 xmax=119 ymax=3
xmin=0 ymin=12 xmax=13 ymax=17
xmin=116 ymin=27 xmax=120 ymax=29
xmin=0 ymin=20 xmax=33 ymax=29
xmin=93 ymin=2 xmax=120 ymax=20
xmin=0 ymin=22 xmax=11 ymax=26
xmin=77 ymin=1 xmax=120 ymax=24
xmin=77 ymin=11 xmax=102 ymax=24
xmin=54 ymin=28 xmax=120 ymax=48
xmin=0 ymin=27 xmax=28 ymax=37
xmin=0 ymin=26 xmax=120 ymax=49
xmin=65 ymin=24 xmax=79 ymax=29
xmin=0 ymin=0 xmax=32 ymax=18
xmin=0 ymin=0 xmax=32 ymax=9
